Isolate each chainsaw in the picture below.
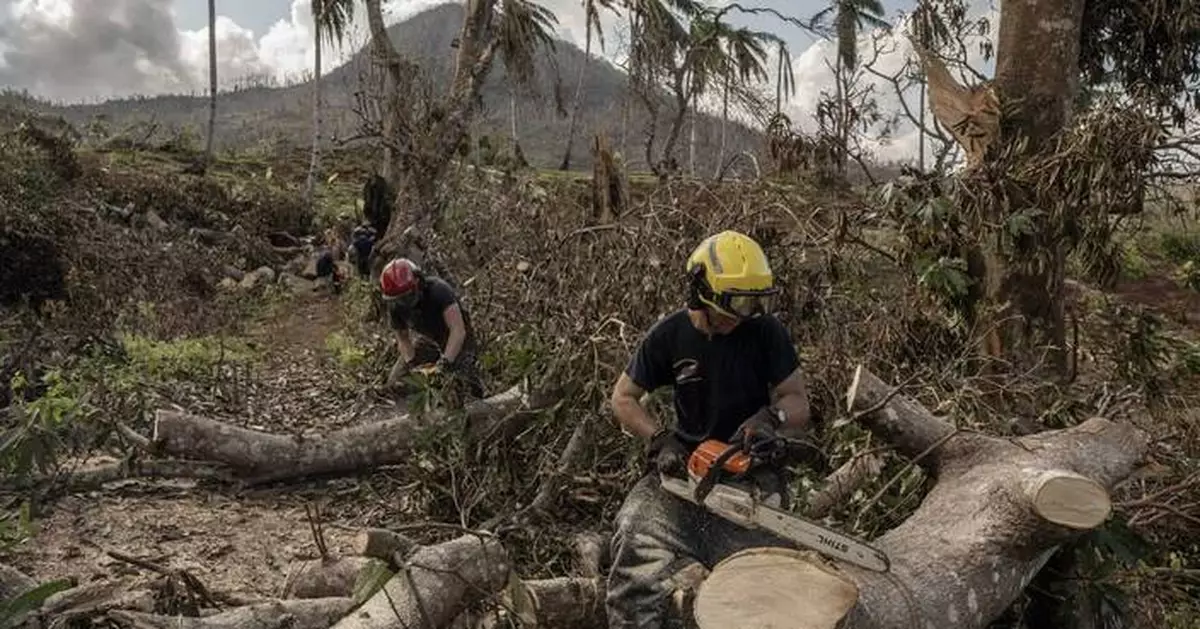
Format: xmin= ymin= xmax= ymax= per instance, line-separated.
xmin=659 ymin=438 xmax=891 ymax=573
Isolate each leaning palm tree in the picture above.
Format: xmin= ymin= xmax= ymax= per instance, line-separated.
xmin=204 ymin=0 xmax=217 ymax=170
xmin=773 ymin=39 xmax=795 ymax=116
xmin=558 ymin=0 xmax=618 ymax=171
xmin=304 ymin=0 xmax=355 ymax=207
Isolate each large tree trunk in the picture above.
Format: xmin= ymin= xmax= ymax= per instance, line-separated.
xmin=149 ymin=384 xmax=548 ymax=485
xmin=690 ymin=365 xmax=1148 ymax=629
xmin=979 ymin=0 xmax=1087 ymax=377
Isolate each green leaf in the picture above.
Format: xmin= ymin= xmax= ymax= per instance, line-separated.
xmin=0 ymin=578 xmax=74 ymax=629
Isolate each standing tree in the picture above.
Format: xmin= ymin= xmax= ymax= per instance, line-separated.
xmin=558 ymin=0 xmax=619 ymax=171
xmin=363 ymin=0 xmax=560 ymax=272
xmin=204 ymin=0 xmax=217 ymax=171
xmin=811 ymin=0 xmax=888 ymax=173
xmin=304 ymin=0 xmax=356 ymax=208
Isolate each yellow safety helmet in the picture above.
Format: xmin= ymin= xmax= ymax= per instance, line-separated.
xmin=686 ymin=230 xmax=778 ymax=319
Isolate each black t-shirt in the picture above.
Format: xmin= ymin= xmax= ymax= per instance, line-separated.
xmin=388 ymin=276 xmax=477 ymax=353
xmin=625 ymin=309 xmax=800 ymax=448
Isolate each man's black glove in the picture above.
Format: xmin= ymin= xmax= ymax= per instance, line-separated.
xmin=646 ymin=429 xmax=689 ymax=477
xmin=435 ymin=354 xmax=458 ymax=373
xmin=732 ymin=406 xmax=786 ymax=461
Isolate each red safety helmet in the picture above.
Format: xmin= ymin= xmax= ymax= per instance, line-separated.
xmin=380 ymin=258 xmax=422 ymax=306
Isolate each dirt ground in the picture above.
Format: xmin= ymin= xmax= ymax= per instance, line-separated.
xmin=6 ymin=289 xmax=398 ymax=600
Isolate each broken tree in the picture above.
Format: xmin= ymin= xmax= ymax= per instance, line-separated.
xmin=691 ymin=365 xmax=1148 ymax=629
xmin=149 ymin=383 xmax=550 ymax=485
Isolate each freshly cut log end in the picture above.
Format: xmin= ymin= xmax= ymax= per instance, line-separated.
xmin=1023 ymin=470 xmax=1112 ymax=530
xmin=694 ymin=548 xmax=858 ymax=629
xmin=354 ymin=528 xmax=416 ymax=562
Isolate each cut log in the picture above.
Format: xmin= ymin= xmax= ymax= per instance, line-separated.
xmin=804 ymin=451 xmax=886 ymax=520
xmin=694 ymin=548 xmax=857 ymax=629
xmin=4 ymin=458 xmax=237 ymax=494
xmin=152 ymin=385 xmax=553 ymax=485
xmin=692 ymin=365 xmax=1150 ymax=629
xmin=283 ymin=556 xmax=386 ymax=599
xmin=353 ymin=528 xmax=417 ymax=562
xmin=332 ymin=533 xmax=511 ymax=629
xmin=36 ymin=580 xmax=156 ymax=626
xmin=108 ymin=597 xmax=354 ymax=629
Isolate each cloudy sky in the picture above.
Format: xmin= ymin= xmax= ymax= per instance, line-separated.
xmin=0 ymin=0 xmax=997 ymax=164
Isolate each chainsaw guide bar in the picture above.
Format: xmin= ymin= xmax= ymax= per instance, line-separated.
xmin=660 ymin=474 xmax=891 ymax=573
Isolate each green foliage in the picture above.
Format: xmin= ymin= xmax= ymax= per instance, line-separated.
xmin=0 ymin=578 xmax=73 ymax=629
xmin=325 ymin=331 xmax=368 ymax=371
xmin=2 ymin=369 xmax=95 ymax=480
xmin=115 ymin=332 xmax=256 ymax=385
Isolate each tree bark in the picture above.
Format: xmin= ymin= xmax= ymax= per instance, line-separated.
xmin=980 ymin=0 xmax=1087 ymax=378
xmin=204 ymin=0 xmax=217 ymax=168
xmin=150 ymin=384 xmax=550 ymax=485
xmin=108 ymin=597 xmax=354 ymax=629
xmin=283 ymin=556 xmax=386 ymax=599
xmin=331 ymin=534 xmax=510 ymax=629
xmin=691 ymin=365 xmax=1149 ymax=629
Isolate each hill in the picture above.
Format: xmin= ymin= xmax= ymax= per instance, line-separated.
xmin=11 ymin=3 xmax=768 ymax=175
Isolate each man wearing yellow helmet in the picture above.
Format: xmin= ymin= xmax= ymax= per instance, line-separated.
xmin=605 ymin=230 xmax=813 ymax=629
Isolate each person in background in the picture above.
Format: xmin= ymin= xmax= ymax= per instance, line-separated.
xmin=378 ymin=257 xmax=484 ymax=400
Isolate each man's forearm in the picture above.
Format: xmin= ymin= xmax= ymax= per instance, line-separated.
xmin=612 ymin=396 xmax=662 ymax=439
xmin=396 ymin=333 xmax=415 ymax=361
xmin=443 ymin=327 xmax=465 ymax=362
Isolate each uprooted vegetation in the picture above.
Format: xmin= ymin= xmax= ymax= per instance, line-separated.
xmin=1 ymin=109 xmax=1198 ymax=629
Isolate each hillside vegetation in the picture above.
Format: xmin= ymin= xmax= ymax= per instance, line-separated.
xmin=1 ymin=3 xmax=768 ymax=176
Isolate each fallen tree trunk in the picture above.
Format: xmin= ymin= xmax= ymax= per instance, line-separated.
xmin=332 ymin=533 xmax=511 ymax=629
xmin=282 ymin=556 xmax=389 ymax=599
xmin=804 ymin=451 xmax=886 ymax=520
xmin=108 ymin=597 xmax=353 ymax=629
xmin=692 ymin=365 xmax=1149 ymax=629
xmin=151 ymin=384 xmax=551 ymax=485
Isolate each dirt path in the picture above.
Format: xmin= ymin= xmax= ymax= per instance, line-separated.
xmin=7 ymin=289 xmax=390 ymax=599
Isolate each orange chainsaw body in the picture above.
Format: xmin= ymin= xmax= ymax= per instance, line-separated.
xmin=686 ymin=439 xmax=752 ymax=482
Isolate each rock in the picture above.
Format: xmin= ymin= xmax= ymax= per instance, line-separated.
xmin=253 ymin=266 xmax=277 ymax=283
xmin=217 ymin=278 xmax=239 ymax=292
xmin=222 ymin=265 xmax=245 ymax=281
xmin=280 ymin=273 xmax=316 ymax=293
xmin=517 ymin=261 xmax=531 ymax=273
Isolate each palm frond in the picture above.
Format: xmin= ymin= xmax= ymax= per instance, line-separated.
xmin=314 ymin=0 xmax=355 ymax=48
xmin=494 ymin=0 xmax=560 ymax=87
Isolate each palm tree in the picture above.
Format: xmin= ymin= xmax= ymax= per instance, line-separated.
xmin=558 ymin=0 xmax=618 ymax=171
xmin=812 ymin=0 xmax=887 ymax=173
xmin=304 ymin=0 xmax=355 ymax=207
xmin=773 ymin=39 xmax=795 ymax=116
xmin=204 ymin=0 xmax=217 ymax=170
xmin=494 ymin=0 xmax=558 ymax=164
xmin=711 ymin=25 xmax=774 ymax=176
xmin=813 ymin=0 xmax=888 ymax=73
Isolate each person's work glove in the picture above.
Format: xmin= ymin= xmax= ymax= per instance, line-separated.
xmin=646 ymin=429 xmax=689 ymax=477
xmin=731 ymin=406 xmax=786 ymax=461
xmin=435 ymin=354 xmax=458 ymax=374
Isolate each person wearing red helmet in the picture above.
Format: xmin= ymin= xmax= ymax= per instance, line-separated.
xmin=379 ymin=257 xmax=483 ymax=399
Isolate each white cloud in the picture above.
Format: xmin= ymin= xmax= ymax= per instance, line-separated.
xmin=1 ymin=0 xmax=1006 ymax=165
